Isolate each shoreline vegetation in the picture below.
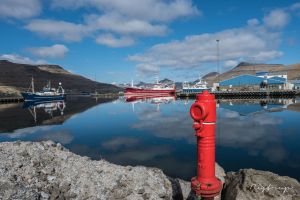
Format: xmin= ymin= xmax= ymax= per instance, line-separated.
xmin=0 ymin=141 xmax=299 ymax=200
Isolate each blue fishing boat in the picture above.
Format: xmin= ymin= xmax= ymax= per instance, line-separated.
xmin=21 ymin=77 xmax=65 ymax=102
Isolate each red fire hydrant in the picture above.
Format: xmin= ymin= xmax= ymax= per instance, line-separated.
xmin=190 ymin=90 xmax=222 ymax=198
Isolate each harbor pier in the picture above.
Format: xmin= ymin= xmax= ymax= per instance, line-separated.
xmin=0 ymin=97 xmax=24 ymax=103
xmin=176 ymin=90 xmax=299 ymax=99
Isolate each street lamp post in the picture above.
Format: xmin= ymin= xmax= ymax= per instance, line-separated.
xmin=216 ymin=39 xmax=220 ymax=90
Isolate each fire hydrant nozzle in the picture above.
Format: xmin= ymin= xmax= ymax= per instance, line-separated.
xmin=190 ymin=90 xmax=222 ymax=198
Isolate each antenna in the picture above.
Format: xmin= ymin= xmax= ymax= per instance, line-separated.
xmin=216 ymin=39 xmax=221 ymax=146
xmin=216 ymin=39 xmax=220 ymax=85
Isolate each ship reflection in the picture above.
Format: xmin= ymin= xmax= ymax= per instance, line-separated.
xmin=217 ymin=98 xmax=296 ymax=116
xmin=23 ymin=100 xmax=66 ymax=123
xmin=124 ymin=94 xmax=176 ymax=111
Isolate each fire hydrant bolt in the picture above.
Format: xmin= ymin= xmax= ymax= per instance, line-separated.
xmin=190 ymin=90 xmax=222 ymax=198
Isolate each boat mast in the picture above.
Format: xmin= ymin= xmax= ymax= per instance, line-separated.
xmin=96 ymin=74 xmax=97 ymax=95
xmin=32 ymin=77 xmax=35 ymax=93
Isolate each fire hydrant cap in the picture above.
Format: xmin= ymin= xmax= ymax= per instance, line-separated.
xmin=190 ymin=103 xmax=207 ymax=121
xmin=196 ymin=90 xmax=215 ymax=101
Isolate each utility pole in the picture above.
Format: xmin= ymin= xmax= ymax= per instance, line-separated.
xmin=216 ymin=39 xmax=221 ymax=146
xmin=216 ymin=39 xmax=220 ymax=90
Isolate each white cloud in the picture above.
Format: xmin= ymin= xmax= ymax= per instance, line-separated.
xmin=263 ymin=9 xmax=290 ymax=29
xmin=0 ymin=54 xmax=46 ymax=65
xmin=25 ymin=19 xmax=89 ymax=42
xmin=25 ymin=14 xmax=169 ymax=45
xmin=136 ymin=63 xmax=160 ymax=76
xmin=0 ymin=0 xmax=41 ymax=19
xmin=290 ymin=3 xmax=300 ymax=11
xmin=253 ymin=50 xmax=283 ymax=62
xmin=24 ymin=0 xmax=199 ymax=47
xmin=96 ymin=34 xmax=135 ymax=47
xmin=290 ymin=3 xmax=300 ymax=16
xmin=129 ymin=25 xmax=282 ymax=71
xmin=51 ymin=0 xmax=200 ymax=22
xmin=28 ymin=44 xmax=69 ymax=58
xmin=247 ymin=18 xmax=260 ymax=26
xmin=224 ymin=60 xmax=239 ymax=68
xmin=86 ymin=13 xmax=168 ymax=37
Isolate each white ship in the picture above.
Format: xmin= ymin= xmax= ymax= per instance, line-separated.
xmin=182 ymin=79 xmax=210 ymax=93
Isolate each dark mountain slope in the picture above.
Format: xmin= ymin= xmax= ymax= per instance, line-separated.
xmin=0 ymin=60 xmax=120 ymax=96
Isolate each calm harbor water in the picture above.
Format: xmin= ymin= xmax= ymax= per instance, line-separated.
xmin=0 ymin=96 xmax=300 ymax=181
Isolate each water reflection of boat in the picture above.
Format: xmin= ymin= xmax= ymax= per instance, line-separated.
xmin=23 ymin=100 xmax=66 ymax=123
xmin=125 ymin=94 xmax=175 ymax=103
xmin=124 ymin=94 xmax=175 ymax=112
xmin=219 ymin=98 xmax=295 ymax=116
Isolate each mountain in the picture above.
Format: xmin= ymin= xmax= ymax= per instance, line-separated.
xmin=159 ymin=78 xmax=174 ymax=85
xmin=0 ymin=96 xmax=117 ymax=133
xmin=0 ymin=60 xmax=120 ymax=97
xmin=130 ymin=79 xmax=175 ymax=87
xmin=202 ymin=72 xmax=219 ymax=80
xmin=202 ymin=62 xmax=300 ymax=86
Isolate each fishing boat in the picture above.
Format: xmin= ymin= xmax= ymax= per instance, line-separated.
xmin=182 ymin=79 xmax=210 ymax=93
xmin=21 ymin=77 xmax=65 ymax=102
xmin=125 ymin=79 xmax=176 ymax=95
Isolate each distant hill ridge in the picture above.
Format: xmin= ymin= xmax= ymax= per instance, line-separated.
xmin=202 ymin=62 xmax=300 ymax=86
xmin=0 ymin=60 xmax=120 ymax=97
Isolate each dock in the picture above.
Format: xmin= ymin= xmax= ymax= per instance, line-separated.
xmin=0 ymin=97 xmax=24 ymax=103
xmin=176 ymin=90 xmax=299 ymax=99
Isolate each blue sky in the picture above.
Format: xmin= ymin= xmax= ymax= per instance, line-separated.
xmin=0 ymin=0 xmax=299 ymax=84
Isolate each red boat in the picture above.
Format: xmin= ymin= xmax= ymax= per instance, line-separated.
xmin=125 ymin=83 xmax=176 ymax=95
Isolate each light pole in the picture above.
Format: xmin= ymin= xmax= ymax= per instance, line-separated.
xmin=216 ymin=39 xmax=221 ymax=146
xmin=216 ymin=39 xmax=220 ymax=89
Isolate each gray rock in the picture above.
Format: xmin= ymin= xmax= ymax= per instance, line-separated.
xmin=0 ymin=141 xmax=172 ymax=200
xmin=222 ymin=169 xmax=300 ymax=200
xmin=40 ymin=191 xmax=49 ymax=199
xmin=168 ymin=177 xmax=184 ymax=200
xmin=1 ymin=141 xmax=299 ymax=200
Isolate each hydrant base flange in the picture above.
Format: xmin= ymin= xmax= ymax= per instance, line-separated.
xmin=191 ymin=177 xmax=222 ymax=197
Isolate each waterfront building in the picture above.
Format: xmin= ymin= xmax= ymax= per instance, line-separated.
xmin=291 ymin=80 xmax=300 ymax=90
xmin=256 ymin=71 xmax=288 ymax=80
xmin=218 ymin=74 xmax=293 ymax=91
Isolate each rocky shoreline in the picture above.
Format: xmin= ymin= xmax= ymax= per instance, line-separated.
xmin=0 ymin=141 xmax=299 ymax=200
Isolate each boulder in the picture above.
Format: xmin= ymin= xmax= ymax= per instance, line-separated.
xmin=0 ymin=141 xmax=172 ymax=200
xmin=222 ymin=169 xmax=300 ymax=200
xmin=2 ymin=141 xmax=299 ymax=200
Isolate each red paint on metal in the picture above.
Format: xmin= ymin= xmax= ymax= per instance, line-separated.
xmin=190 ymin=90 xmax=222 ymax=198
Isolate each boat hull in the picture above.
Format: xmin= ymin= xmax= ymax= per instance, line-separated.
xmin=21 ymin=92 xmax=65 ymax=102
xmin=125 ymin=87 xmax=175 ymax=95
xmin=182 ymin=88 xmax=210 ymax=93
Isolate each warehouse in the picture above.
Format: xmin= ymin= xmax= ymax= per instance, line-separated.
xmin=291 ymin=80 xmax=300 ymax=90
xmin=219 ymin=74 xmax=293 ymax=91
